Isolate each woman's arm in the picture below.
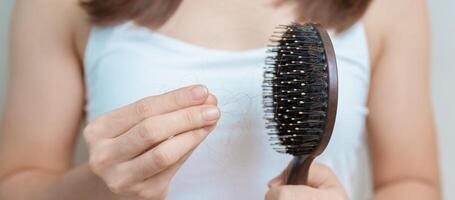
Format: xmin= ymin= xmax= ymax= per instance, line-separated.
xmin=0 ymin=0 xmax=117 ymax=199
xmin=364 ymin=0 xmax=441 ymax=199
xmin=0 ymin=2 xmax=222 ymax=200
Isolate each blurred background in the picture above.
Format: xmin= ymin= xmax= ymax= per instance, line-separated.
xmin=0 ymin=0 xmax=454 ymax=199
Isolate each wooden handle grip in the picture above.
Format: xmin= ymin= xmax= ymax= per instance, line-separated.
xmin=285 ymin=155 xmax=315 ymax=185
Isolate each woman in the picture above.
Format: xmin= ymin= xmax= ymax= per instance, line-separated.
xmin=0 ymin=0 xmax=441 ymax=199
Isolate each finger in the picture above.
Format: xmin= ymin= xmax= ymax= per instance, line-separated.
xmin=93 ymin=94 xmax=218 ymax=165
xmin=130 ymin=156 xmax=188 ymax=199
xmin=148 ymin=126 xmax=217 ymax=180
xmin=110 ymin=105 xmax=220 ymax=161
xmin=90 ymin=85 xmax=209 ymax=138
xmin=268 ymin=0 xmax=287 ymax=7
xmin=307 ymin=164 xmax=348 ymax=198
xmin=130 ymin=158 xmax=184 ymax=199
xmin=117 ymin=125 xmax=216 ymax=185
xmin=307 ymin=163 xmax=341 ymax=189
xmin=204 ymin=94 xmax=218 ymax=106
xmin=268 ymin=169 xmax=286 ymax=188
xmin=265 ymin=185 xmax=321 ymax=200
xmin=130 ymin=126 xmax=217 ymax=197
xmin=268 ymin=163 xmax=341 ymax=188
xmin=125 ymin=149 xmax=191 ymax=198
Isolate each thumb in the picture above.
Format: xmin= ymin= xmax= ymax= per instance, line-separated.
xmin=268 ymin=169 xmax=287 ymax=188
xmin=307 ymin=163 xmax=342 ymax=189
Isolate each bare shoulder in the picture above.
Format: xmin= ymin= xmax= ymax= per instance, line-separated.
xmin=363 ymin=0 xmax=430 ymax=67
xmin=13 ymin=0 xmax=91 ymax=61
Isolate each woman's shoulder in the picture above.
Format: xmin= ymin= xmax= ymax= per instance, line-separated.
xmin=363 ymin=0 xmax=430 ymax=67
xmin=15 ymin=0 xmax=92 ymax=62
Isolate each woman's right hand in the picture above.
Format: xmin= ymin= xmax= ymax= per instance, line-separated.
xmin=83 ymin=85 xmax=220 ymax=200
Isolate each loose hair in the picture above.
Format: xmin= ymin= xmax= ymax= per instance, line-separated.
xmin=80 ymin=0 xmax=372 ymax=32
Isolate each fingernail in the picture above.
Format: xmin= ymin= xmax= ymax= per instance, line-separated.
xmin=191 ymin=85 xmax=208 ymax=101
xmin=202 ymin=107 xmax=220 ymax=121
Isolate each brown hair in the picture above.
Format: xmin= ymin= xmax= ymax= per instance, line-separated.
xmin=80 ymin=0 xmax=372 ymax=32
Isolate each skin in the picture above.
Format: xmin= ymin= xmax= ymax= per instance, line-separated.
xmin=0 ymin=0 xmax=440 ymax=199
xmin=266 ymin=164 xmax=348 ymax=200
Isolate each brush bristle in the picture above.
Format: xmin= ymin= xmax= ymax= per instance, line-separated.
xmin=263 ymin=23 xmax=329 ymax=156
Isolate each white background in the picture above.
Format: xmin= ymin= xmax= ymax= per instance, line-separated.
xmin=0 ymin=0 xmax=454 ymax=199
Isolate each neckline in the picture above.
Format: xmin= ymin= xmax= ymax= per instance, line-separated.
xmin=128 ymin=22 xmax=268 ymax=56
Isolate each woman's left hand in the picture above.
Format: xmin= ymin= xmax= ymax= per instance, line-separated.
xmin=265 ymin=163 xmax=349 ymax=200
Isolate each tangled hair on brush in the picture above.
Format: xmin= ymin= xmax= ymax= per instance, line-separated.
xmin=80 ymin=0 xmax=372 ymax=32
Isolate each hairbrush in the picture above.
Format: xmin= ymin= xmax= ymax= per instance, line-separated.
xmin=263 ymin=23 xmax=338 ymax=185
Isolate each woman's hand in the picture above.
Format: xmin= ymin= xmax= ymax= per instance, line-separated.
xmin=266 ymin=163 xmax=348 ymax=200
xmin=83 ymin=85 xmax=220 ymax=200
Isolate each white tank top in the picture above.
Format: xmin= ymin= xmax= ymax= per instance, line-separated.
xmin=84 ymin=21 xmax=371 ymax=200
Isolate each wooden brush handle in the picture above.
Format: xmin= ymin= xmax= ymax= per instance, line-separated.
xmin=285 ymin=155 xmax=315 ymax=185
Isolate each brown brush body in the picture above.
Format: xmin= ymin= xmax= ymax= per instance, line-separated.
xmin=263 ymin=23 xmax=338 ymax=185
